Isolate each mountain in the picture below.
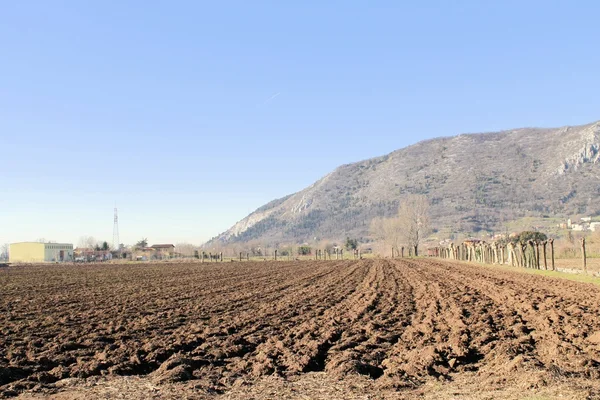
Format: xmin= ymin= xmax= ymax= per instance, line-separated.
xmin=207 ymin=120 xmax=600 ymax=246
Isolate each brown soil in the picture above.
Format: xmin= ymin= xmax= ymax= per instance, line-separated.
xmin=2 ymin=259 xmax=600 ymax=399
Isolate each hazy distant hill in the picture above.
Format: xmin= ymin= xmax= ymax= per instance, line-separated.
xmin=207 ymin=120 xmax=600 ymax=245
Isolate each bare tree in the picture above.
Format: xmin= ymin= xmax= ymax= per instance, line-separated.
xmin=370 ymin=216 xmax=402 ymax=256
xmin=78 ymin=236 xmax=98 ymax=249
xmin=0 ymin=243 xmax=9 ymax=260
xmin=176 ymin=243 xmax=196 ymax=257
xmin=398 ymin=195 xmax=430 ymax=256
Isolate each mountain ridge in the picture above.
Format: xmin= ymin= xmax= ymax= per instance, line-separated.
xmin=206 ymin=120 xmax=600 ymax=246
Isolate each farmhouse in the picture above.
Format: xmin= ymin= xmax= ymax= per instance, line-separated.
xmin=9 ymin=242 xmax=74 ymax=263
xmin=151 ymin=244 xmax=175 ymax=257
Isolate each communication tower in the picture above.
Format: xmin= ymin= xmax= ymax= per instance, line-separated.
xmin=113 ymin=206 xmax=120 ymax=251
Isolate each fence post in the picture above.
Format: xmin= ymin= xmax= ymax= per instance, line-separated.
xmin=581 ymin=237 xmax=587 ymax=274
xmin=549 ymin=239 xmax=555 ymax=271
xmin=239 ymin=252 xmax=242 ymax=262
xmin=220 ymin=252 xmax=223 ymax=262
xmin=542 ymin=241 xmax=547 ymax=270
xmin=274 ymin=249 xmax=277 ymax=261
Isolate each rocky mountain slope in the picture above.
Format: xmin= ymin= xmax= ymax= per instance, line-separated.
xmin=207 ymin=120 xmax=600 ymax=245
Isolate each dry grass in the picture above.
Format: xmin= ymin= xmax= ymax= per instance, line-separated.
xmin=17 ymin=372 xmax=599 ymax=400
xmin=555 ymin=257 xmax=600 ymax=273
xmin=457 ymin=258 xmax=600 ymax=286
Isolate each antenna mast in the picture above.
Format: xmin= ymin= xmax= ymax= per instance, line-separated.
xmin=113 ymin=206 xmax=120 ymax=252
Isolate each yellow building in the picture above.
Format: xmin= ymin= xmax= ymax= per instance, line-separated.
xmin=9 ymin=242 xmax=74 ymax=263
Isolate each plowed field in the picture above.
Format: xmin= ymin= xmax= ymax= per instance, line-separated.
xmin=2 ymin=259 xmax=600 ymax=399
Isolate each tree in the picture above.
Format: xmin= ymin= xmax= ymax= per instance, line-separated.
xmin=136 ymin=238 xmax=148 ymax=248
xmin=514 ymin=231 xmax=547 ymax=243
xmin=397 ymin=195 xmax=430 ymax=257
xmin=0 ymin=243 xmax=9 ymax=260
xmin=370 ymin=216 xmax=402 ymax=256
xmin=345 ymin=237 xmax=358 ymax=251
xmin=176 ymin=243 xmax=196 ymax=257
xmin=78 ymin=236 xmax=98 ymax=250
xmin=101 ymin=241 xmax=110 ymax=251
xmin=298 ymin=246 xmax=311 ymax=256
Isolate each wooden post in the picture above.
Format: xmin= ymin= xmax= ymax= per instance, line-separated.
xmin=220 ymin=252 xmax=223 ymax=262
xmin=519 ymin=242 xmax=526 ymax=267
xmin=581 ymin=237 xmax=587 ymax=274
xmin=274 ymin=249 xmax=277 ymax=261
xmin=542 ymin=241 xmax=547 ymax=270
xmin=549 ymin=239 xmax=554 ymax=271
xmin=401 ymin=247 xmax=404 ymax=258
xmin=239 ymin=252 xmax=242 ymax=262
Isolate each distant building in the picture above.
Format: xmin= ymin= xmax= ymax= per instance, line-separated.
xmin=9 ymin=242 xmax=73 ymax=263
xmin=590 ymin=222 xmax=600 ymax=232
xmin=581 ymin=217 xmax=592 ymax=222
xmin=151 ymin=244 xmax=175 ymax=257
xmin=571 ymin=224 xmax=585 ymax=231
xmin=73 ymin=248 xmax=113 ymax=262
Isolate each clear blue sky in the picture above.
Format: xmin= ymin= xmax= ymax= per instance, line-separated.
xmin=1 ymin=1 xmax=599 ymax=246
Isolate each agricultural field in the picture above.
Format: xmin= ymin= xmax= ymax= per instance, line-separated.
xmin=2 ymin=260 xmax=600 ymax=399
